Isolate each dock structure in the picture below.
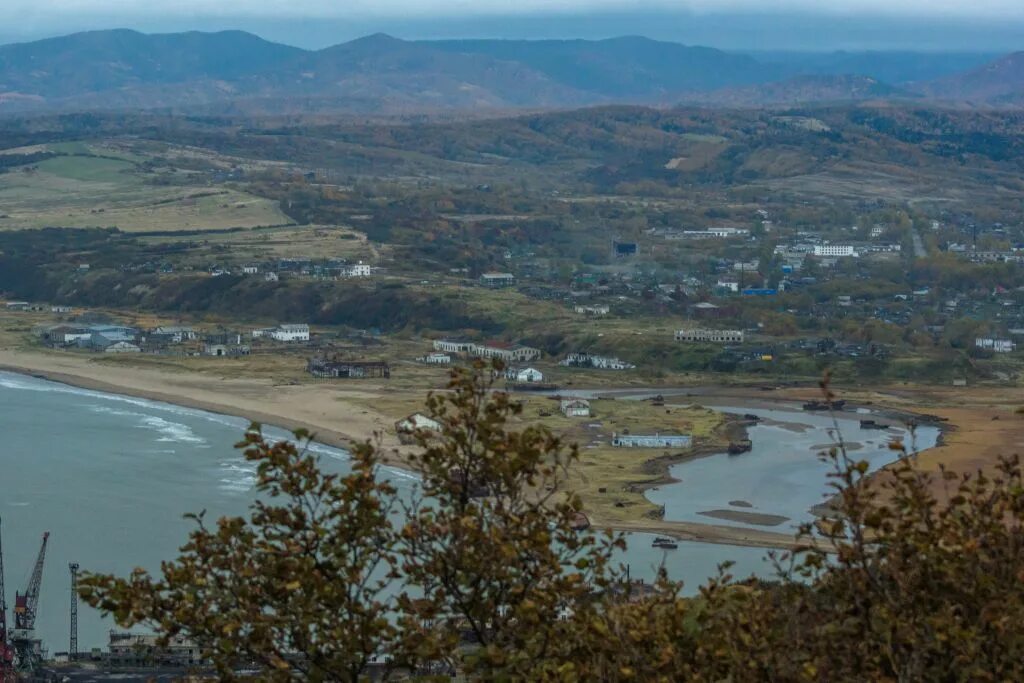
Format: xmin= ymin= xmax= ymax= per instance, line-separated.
xmin=307 ymin=357 xmax=391 ymax=379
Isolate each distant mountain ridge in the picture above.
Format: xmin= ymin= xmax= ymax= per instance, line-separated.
xmin=0 ymin=29 xmax=1019 ymax=114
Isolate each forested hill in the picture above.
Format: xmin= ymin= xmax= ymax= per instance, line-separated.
xmin=0 ymin=29 xmax=1019 ymax=114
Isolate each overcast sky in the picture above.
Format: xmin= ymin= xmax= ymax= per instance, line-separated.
xmin=1 ymin=0 xmax=1023 ymax=50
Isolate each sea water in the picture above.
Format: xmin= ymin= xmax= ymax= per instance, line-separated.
xmin=0 ymin=372 xmax=772 ymax=653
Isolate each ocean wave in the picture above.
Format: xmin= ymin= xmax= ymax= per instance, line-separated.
xmin=140 ymin=416 xmax=206 ymax=444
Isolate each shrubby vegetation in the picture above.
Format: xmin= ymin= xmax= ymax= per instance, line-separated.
xmin=80 ymin=365 xmax=1024 ymax=681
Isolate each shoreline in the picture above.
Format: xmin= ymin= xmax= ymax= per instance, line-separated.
xmin=0 ymin=349 xmax=991 ymax=552
xmin=0 ymin=363 xmax=361 ymax=453
xmin=0 ymin=351 xmax=803 ymax=549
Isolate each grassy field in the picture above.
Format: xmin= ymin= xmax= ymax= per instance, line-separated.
xmin=0 ymin=143 xmax=291 ymax=232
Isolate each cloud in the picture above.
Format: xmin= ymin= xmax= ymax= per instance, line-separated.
xmin=5 ymin=0 xmax=1024 ymax=20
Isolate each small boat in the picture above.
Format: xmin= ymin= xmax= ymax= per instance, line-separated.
xmin=655 ymin=541 xmax=678 ymax=550
xmin=859 ymin=419 xmax=889 ymax=430
xmin=652 ymin=536 xmax=672 ymax=545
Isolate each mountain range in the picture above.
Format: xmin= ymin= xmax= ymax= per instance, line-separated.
xmin=0 ymin=29 xmax=1019 ymax=114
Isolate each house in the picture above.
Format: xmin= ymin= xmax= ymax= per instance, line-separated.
xmin=395 ymin=413 xmax=443 ymax=444
xmin=50 ymin=305 xmax=73 ymax=313
xmin=574 ymin=304 xmax=610 ymax=316
xmin=204 ymin=343 xmax=251 ymax=357
xmin=675 ymin=328 xmax=744 ymax=344
xmin=433 ymin=338 xmax=476 ymax=354
xmin=153 ymin=325 xmax=197 ymax=342
xmin=4 ymin=301 xmax=30 ymax=311
xmin=264 ymin=272 xmax=279 ymax=282
xmin=242 ymin=264 xmax=259 ymax=275
xmin=612 ymin=433 xmax=692 ymax=449
xmin=472 ymin=342 xmax=541 ymax=363
xmin=345 ymin=262 xmax=372 ymax=277
xmin=560 ymin=398 xmax=591 ymax=417
xmin=506 ymin=367 xmax=544 ymax=383
xmin=480 ymin=272 xmax=515 ymax=288
xmin=716 ymin=278 xmax=739 ymax=293
xmin=418 ymin=352 xmax=452 ymax=365
xmin=307 ymin=357 xmax=391 ymax=379
xmin=104 ymin=341 xmax=142 ymax=353
xmin=270 ymin=324 xmax=310 ymax=342
xmin=560 ymin=352 xmax=635 ymax=370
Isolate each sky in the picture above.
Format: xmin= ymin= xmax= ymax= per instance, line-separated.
xmin=1 ymin=1 xmax=1023 ymax=51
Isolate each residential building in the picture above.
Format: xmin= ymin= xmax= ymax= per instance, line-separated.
xmin=506 ymin=367 xmax=544 ymax=383
xmin=813 ymin=244 xmax=858 ymax=257
xmin=269 ymin=324 xmax=310 ymax=342
xmin=264 ymin=272 xmax=279 ymax=282
xmin=560 ymin=398 xmax=591 ymax=417
xmin=346 ymin=262 xmax=372 ymax=277
xmin=480 ymin=272 xmax=515 ymax=288
xmin=612 ymin=433 xmax=692 ymax=448
xmin=675 ymin=328 xmax=744 ymax=344
xmin=50 ymin=305 xmax=73 ymax=313
xmin=242 ymin=264 xmax=259 ymax=274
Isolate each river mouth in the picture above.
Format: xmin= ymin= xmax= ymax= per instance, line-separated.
xmin=645 ymin=402 xmax=940 ymax=533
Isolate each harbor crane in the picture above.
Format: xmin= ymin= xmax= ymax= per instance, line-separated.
xmin=11 ymin=530 xmax=49 ymax=676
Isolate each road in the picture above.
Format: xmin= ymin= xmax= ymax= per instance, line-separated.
xmin=911 ymin=223 xmax=927 ymax=258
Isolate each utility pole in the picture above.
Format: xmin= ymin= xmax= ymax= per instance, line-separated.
xmin=69 ymin=563 xmax=79 ymax=658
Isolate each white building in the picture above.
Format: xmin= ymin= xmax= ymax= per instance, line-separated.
xmin=675 ymin=328 xmax=744 ymax=344
xmin=346 ymin=262 xmax=372 ymax=277
xmin=813 ymin=244 xmax=858 ymax=258
xmin=976 ymin=338 xmax=1015 ymax=353
xmin=560 ymin=398 xmax=591 ymax=417
xmin=716 ymin=278 xmax=739 ymax=293
xmin=433 ymin=338 xmax=476 ymax=354
xmin=480 ymin=272 xmax=515 ymax=288
xmin=419 ymin=352 xmax=452 ymax=365
xmin=104 ymin=341 xmax=142 ymax=353
xmin=507 ymin=367 xmax=544 ymax=383
xmin=560 ymin=352 xmax=635 ymax=370
xmin=472 ymin=342 xmax=541 ymax=363
xmin=269 ymin=324 xmax=310 ymax=342
xmin=242 ymin=264 xmax=259 ymax=274
xmin=612 ymin=433 xmax=692 ymax=448
xmin=264 ymin=272 xmax=279 ymax=282
xmin=574 ymin=304 xmax=610 ymax=316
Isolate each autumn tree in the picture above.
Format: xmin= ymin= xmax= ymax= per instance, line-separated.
xmin=79 ymin=430 xmax=402 ymax=682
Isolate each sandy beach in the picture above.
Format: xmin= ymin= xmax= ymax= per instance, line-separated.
xmin=0 ymin=348 xmax=404 ymax=456
xmin=3 ymin=347 xmax=1019 ymax=550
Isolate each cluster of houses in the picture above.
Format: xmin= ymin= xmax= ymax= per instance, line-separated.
xmin=206 ymin=258 xmax=374 ymax=281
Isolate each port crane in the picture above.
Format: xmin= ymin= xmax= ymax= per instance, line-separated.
xmin=11 ymin=530 xmax=49 ymax=676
